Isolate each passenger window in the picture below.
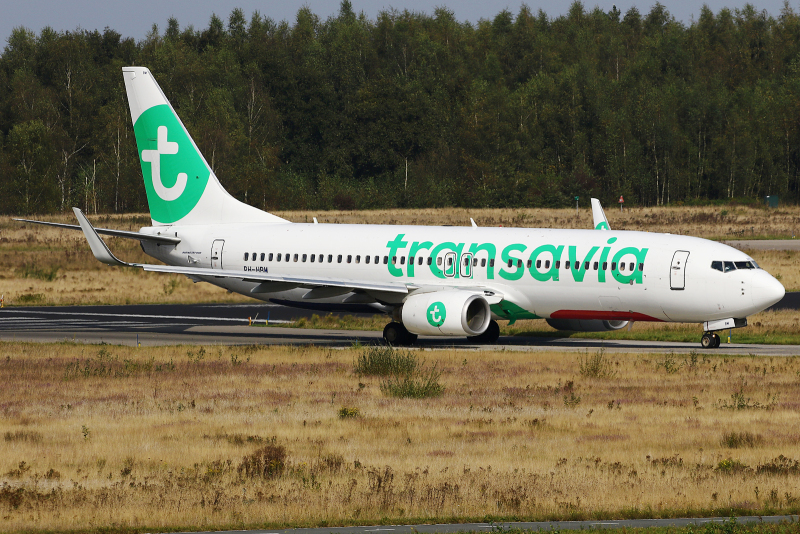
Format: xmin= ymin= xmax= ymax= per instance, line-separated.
xmin=481 ymin=258 xmax=486 ymax=267
xmin=400 ymin=257 xmax=405 ymax=265
xmin=507 ymin=259 xmax=513 ymax=268
xmin=410 ymin=256 xmax=415 ymax=264
xmin=555 ymin=261 xmax=560 ymax=269
xmin=269 ymin=253 xmax=274 ymax=261
xmin=536 ymin=260 xmax=541 ymax=268
xmin=545 ymin=260 xmax=551 ymax=269
xmin=711 ymin=261 xmax=723 ymax=272
xmin=638 ymin=262 xmax=644 ymax=271
xmin=347 ymin=255 xmax=352 ymax=263
xmin=392 ymin=256 xmax=397 ymax=264
xmin=293 ymin=254 xmax=298 ymax=262
xmin=328 ymin=254 xmax=333 ymax=263
xmin=517 ymin=259 xmax=522 ymax=268
xmin=300 ymin=254 xmax=305 ymax=262
xmin=244 ymin=252 xmax=249 ymax=261
xmin=602 ymin=262 xmax=607 ymax=270
xmin=724 ymin=261 xmax=736 ymax=272
xmin=365 ymin=255 xmax=371 ymax=264
xmin=629 ymin=262 xmax=634 ymax=271
xmin=473 ymin=258 xmax=478 ymax=267
xmin=376 ymin=256 xmax=381 ymax=264
xmin=419 ymin=257 xmax=424 ymax=265
xmin=276 ymin=253 xmax=281 ymax=261
xmin=383 ymin=256 xmax=388 ymax=264
xmin=285 ymin=253 xmax=289 ymax=262
xmin=338 ymin=255 xmax=342 ymax=263
xmin=584 ymin=261 xmax=590 ymax=270
xmin=527 ymin=260 xmax=532 ymax=268
xmin=593 ymin=262 xmax=598 ymax=270
xmin=447 ymin=257 xmax=453 ymax=266
xmin=310 ymin=254 xmax=315 ymax=262
xmin=437 ymin=257 xmax=442 ymax=266
xmin=356 ymin=255 xmax=360 ymax=263
xmin=489 ymin=259 xmax=495 ymax=267
xmin=427 ymin=257 xmax=432 ymax=266
xmin=566 ymin=261 xmax=571 ymax=269
xmin=260 ymin=253 xmax=265 ymax=261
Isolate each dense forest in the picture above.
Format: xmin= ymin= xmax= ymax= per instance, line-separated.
xmin=2 ymin=1 xmax=800 ymax=215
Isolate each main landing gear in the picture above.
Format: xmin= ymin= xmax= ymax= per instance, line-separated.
xmin=701 ymin=332 xmax=721 ymax=349
xmin=382 ymin=320 xmax=502 ymax=346
xmin=383 ymin=322 xmax=418 ymax=346
xmin=469 ymin=320 xmax=501 ymax=344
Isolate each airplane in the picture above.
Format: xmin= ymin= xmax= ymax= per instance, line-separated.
xmin=16 ymin=67 xmax=786 ymax=349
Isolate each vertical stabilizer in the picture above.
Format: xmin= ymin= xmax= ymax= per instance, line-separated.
xmin=591 ymin=198 xmax=610 ymax=230
xmin=122 ymin=67 xmax=287 ymax=226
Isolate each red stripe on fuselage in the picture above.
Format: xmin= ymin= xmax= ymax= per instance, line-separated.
xmin=550 ymin=310 xmax=663 ymax=322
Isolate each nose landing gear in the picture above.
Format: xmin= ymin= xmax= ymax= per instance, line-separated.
xmin=701 ymin=332 xmax=721 ymax=349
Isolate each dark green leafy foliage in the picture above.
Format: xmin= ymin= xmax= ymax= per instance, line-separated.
xmin=2 ymin=1 xmax=800 ymax=214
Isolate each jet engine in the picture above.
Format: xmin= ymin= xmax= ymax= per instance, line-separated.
xmin=402 ymin=291 xmax=491 ymax=336
xmin=546 ymin=318 xmax=629 ymax=332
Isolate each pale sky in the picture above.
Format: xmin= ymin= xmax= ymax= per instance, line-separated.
xmin=2 ymin=0 xmax=795 ymax=47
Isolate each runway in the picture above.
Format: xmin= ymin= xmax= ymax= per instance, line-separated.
xmin=176 ymin=515 xmax=798 ymax=534
xmin=1 ymin=303 xmax=799 ymax=355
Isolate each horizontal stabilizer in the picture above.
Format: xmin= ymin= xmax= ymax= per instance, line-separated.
xmin=14 ymin=217 xmax=181 ymax=245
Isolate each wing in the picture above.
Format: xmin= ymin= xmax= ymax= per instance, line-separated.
xmin=71 ymin=207 xmax=409 ymax=295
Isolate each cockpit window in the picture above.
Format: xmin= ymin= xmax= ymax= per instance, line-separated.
xmin=751 ymin=260 xmax=760 ymax=269
xmin=734 ymin=261 xmax=754 ymax=269
xmin=711 ymin=261 xmax=723 ymax=272
xmin=723 ymin=261 xmax=736 ymax=272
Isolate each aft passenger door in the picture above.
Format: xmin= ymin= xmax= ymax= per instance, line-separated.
xmin=211 ymin=239 xmax=225 ymax=269
xmin=670 ymin=250 xmax=689 ymax=290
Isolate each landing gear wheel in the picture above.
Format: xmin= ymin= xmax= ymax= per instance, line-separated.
xmin=469 ymin=320 xmax=501 ymax=344
xmin=712 ymin=333 xmax=721 ymax=348
xmin=701 ymin=332 xmax=718 ymax=349
xmin=383 ymin=322 xmax=417 ymax=346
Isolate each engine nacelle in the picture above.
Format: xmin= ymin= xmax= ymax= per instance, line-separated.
xmin=546 ymin=318 xmax=629 ymax=332
xmin=402 ymin=291 xmax=491 ymax=336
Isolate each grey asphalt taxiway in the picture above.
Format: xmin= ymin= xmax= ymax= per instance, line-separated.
xmin=177 ymin=516 xmax=798 ymax=534
xmin=1 ymin=301 xmax=799 ymax=355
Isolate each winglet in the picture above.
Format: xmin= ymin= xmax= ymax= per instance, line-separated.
xmin=591 ymin=198 xmax=610 ymax=230
xmin=72 ymin=207 xmax=131 ymax=267
xmin=470 ymin=218 xmax=478 ymax=228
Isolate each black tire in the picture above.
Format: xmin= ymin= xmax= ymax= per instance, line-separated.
xmin=701 ymin=333 xmax=714 ymax=349
xmin=469 ymin=320 xmax=501 ymax=344
xmin=383 ymin=322 xmax=416 ymax=346
xmin=712 ymin=333 xmax=721 ymax=348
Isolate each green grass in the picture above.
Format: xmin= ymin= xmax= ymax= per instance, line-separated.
xmin=354 ymin=345 xmax=418 ymax=376
xmin=380 ymin=365 xmax=445 ymax=398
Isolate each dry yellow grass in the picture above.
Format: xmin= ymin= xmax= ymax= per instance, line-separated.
xmin=1 ymin=342 xmax=799 ymax=532
xmin=2 ymin=205 xmax=799 ymax=307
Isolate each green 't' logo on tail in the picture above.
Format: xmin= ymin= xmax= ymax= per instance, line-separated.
xmin=134 ymin=105 xmax=209 ymax=224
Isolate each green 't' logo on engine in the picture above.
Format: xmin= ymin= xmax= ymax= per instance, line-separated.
xmin=427 ymin=302 xmax=446 ymax=327
xmin=134 ymin=104 xmax=210 ymax=224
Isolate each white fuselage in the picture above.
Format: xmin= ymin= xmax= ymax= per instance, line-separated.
xmin=139 ymin=222 xmax=785 ymax=324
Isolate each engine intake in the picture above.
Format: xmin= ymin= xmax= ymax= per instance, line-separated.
xmin=546 ymin=318 xmax=628 ymax=332
xmin=402 ymin=291 xmax=491 ymax=336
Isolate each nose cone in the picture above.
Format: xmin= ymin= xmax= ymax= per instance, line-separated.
xmin=752 ymin=271 xmax=786 ymax=311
